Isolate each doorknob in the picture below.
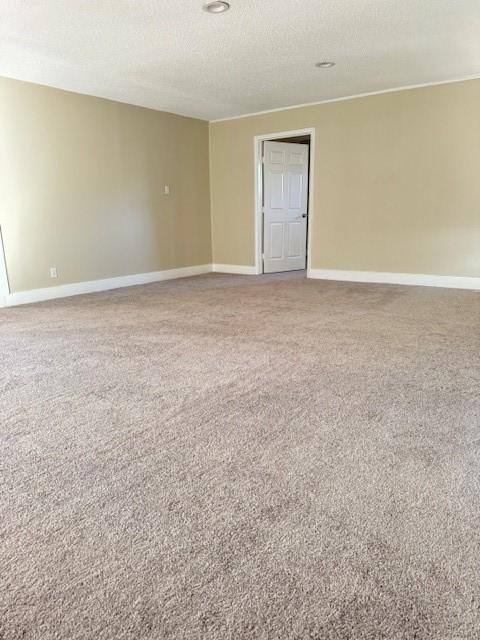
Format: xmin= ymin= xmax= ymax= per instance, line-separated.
xmin=302 ymin=213 xmax=308 ymax=218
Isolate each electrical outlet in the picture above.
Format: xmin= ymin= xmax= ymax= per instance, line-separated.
xmin=50 ymin=267 xmax=58 ymax=279
xmin=164 ymin=185 xmax=170 ymax=195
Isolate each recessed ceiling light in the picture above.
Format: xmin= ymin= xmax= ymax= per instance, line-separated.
xmin=315 ymin=61 xmax=335 ymax=68
xmin=203 ymin=1 xmax=230 ymax=13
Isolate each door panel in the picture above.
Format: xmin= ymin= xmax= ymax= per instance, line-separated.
xmin=287 ymin=221 xmax=304 ymax=257
xmin=269 ymin=171 xmax=285 ymax=209
xmin=269 ymin=150 xmax=285 ymax=164
xmin=263 ymin=141 xmax=309 ymax=273
xmin=288 ymin=173 xmax=304 ymax=209
xmin=270 ymin=223 xmax=284 ymax=259
xmin=289 ymin=151 xmax=304 ymax=165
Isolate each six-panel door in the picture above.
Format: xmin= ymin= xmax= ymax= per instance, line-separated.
xmin=263 ymin=141 xmax=309 ymax=273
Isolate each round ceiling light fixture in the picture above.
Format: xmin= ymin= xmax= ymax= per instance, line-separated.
xmin=203 ymin=1 xmax=230 ymax=13
xmin=315 ymin=61 xmax=335 ymax=68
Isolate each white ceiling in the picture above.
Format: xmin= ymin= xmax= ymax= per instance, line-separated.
xmin=0 ymin=0 xmax=479 ymax=121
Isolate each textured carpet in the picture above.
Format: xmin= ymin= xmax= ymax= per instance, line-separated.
xmin=1 ymin=272 xmax=480 ymax=639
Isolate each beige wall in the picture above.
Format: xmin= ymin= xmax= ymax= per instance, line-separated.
xmin=2 ymin=77 xmax=479 ymax=293
xmin=209 ymin=80 xmax=480 ymax=276
xmin=0 ymin=77 xmax=211 ymax=293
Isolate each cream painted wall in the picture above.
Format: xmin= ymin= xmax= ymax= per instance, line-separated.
xmin=0 ymin=77 xmax=211 ymax=293
xmin=209 ymin=80 xmax=480 ymax=277
xmin=1 ymin=77 xmax=479 ymax=293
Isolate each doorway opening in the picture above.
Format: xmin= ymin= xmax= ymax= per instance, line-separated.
xmin=254 ymin=128 xmax=315 ymax=275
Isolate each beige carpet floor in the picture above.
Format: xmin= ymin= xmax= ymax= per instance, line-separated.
xmin=1 ymin=272 xmax=480 ymax=639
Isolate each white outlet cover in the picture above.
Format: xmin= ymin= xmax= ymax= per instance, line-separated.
xmin=50 ymin=267 xmax=58 ymax=278
xmin=164 ymin=185 xmax=170 ymax=195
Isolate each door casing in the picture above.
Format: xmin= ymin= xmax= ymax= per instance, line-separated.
xmin=254 ymin=127 xmax=315 ymax=275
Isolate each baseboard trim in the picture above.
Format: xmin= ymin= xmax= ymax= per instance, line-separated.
xmin=308 ymin=269 xmax=480 ymax=291
xmin=6 ymin=265 xmax=477 ymax=307
xmin=212 ymin=264 xmax=257 ymax=275
xmin=4 ymin=264 xmax=213 ymax=307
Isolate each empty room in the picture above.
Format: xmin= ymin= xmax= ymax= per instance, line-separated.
xmin=1 ymin=1 xmax=479 ymax=638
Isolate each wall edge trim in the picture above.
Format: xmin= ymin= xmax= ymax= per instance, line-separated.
xmin=209 ymin=75 xmax=480 ymax=123
xmin=4 ymin=264 xmax=213 ymax=307
xmin=308 ymin=269 xmax=480 ymax=291
xmin=212 ymin=264 xmax=257 ymax=275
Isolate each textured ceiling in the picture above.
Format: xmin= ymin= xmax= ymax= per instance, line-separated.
xmin=0 ymin=0 xmax=479 ymax=121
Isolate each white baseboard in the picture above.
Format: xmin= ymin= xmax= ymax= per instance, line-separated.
xmin=4 ymin=264 xmax=212 ymax=307
xmin=5 ymin=264 xmax=477 ymax=307
xmin=212 ymin=264 xmax=257 ymax=275
xmin=308 ymin=269 xmax=480 ymax=291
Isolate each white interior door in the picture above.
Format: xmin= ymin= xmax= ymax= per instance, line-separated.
xmin=263 ymin=141 xmax=309 ymax=273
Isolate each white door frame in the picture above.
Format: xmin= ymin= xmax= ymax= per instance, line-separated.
xmin=0 ymin=226 xmax=10 ymax=308
xmin=254 ymin=127 xmax=315 ymax=275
